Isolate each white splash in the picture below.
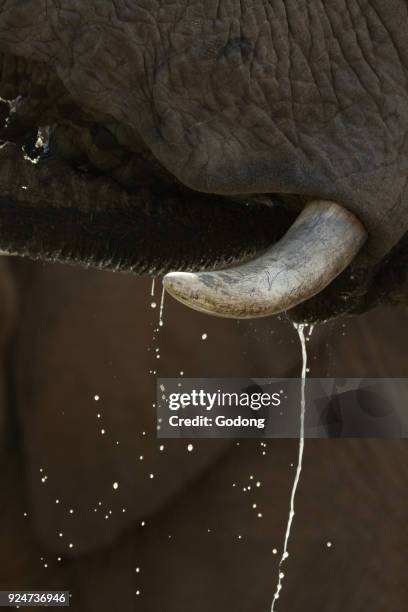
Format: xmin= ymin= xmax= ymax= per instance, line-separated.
xmin=270 ymin=323 xmax=311 ymax=611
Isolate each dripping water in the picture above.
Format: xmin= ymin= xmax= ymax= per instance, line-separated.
xmin=270 ymin=323 xmax=312 ymax=610
xmin=159 ymin=283 xmax=166 ymax=328
xmin=148 ymin=280 xmax=166 ymax=373
xmin=151 ymin=277 xmax=156 ymax=297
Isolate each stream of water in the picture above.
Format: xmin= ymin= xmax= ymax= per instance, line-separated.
xmin=270 ymin=323 xmax=312 ymax=611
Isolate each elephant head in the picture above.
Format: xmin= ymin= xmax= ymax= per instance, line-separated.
xmin=0 ymin=0 xmax=408 ymax=321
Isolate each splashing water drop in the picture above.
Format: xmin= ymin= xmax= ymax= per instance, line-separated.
xmin=270 ymin=323 xmax=312 ymax=611
xmin=151 ymin=277 xmax=156 ymax=296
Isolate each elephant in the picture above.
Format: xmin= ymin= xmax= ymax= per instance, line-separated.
xmin=0 ymin=1 xmax=408 ymax=321
xmin=0 ymin=4 xmax=406 ymax=611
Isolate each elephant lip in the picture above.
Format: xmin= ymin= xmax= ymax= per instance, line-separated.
xmin=0 ymin=140 xmax=299 ymax=276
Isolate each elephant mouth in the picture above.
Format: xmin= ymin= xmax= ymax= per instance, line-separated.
xmin=0 ymin=88 xmax=396 ymax=323
xmin=0 ymin=135 xmax=375 ymax=322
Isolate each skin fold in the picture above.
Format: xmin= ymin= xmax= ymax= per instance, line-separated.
xmin=0 ymin=1 xmax=408 ymax=319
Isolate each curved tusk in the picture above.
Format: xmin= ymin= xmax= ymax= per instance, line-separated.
xmin=163 ymin=200 xmax=367 ymax=319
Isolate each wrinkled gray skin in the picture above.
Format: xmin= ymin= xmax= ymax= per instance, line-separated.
xmin=1 ymin=0 xmax=408 ymax=320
